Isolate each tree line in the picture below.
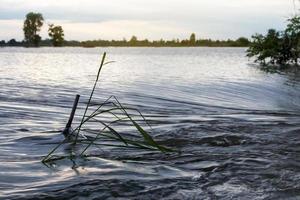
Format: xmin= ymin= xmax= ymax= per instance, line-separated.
xmin=0 ymin=36 xmax=250 ymax=47
xmin=0 ymin=12 xmax=250 ymax=48
xmin=79 ymin=36 xmax=250 ymax=47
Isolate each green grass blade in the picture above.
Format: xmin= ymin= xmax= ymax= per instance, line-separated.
xmin=74 ymin=52 xmax=106 ymax=144
xmin=111 ymin=96 xmax=173 ymax=152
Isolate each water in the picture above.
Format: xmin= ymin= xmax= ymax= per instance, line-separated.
xmin=0 ymin=47 xmax=300 ymax=199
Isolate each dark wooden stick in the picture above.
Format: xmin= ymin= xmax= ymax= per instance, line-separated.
xmin=66 ymin=94 xmax=80 ymax=129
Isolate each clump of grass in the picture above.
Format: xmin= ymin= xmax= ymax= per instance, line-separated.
xmin=42 ymin=52 xmax=173 ymax=163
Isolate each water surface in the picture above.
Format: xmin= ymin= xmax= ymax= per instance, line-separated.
xmin=1 ymin=47 xmax=300 ymax=199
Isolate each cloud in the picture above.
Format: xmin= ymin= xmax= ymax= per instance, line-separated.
xmin=61 ymin=20 xmax=191 ymax=41
xmin=0 ymin=20 xmax=23 ymax=40
xmin=0 ymin=19 xmax=192 ymax=41
xmin=0 ymin=0 xmax=295 ymax=40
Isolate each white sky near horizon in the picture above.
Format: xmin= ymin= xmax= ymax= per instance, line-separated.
xmin=0 ymin=0 xmax=298 ymax=41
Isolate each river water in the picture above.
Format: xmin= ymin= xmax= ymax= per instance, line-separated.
xmin=0 ymin=47 xmax=300 ymax=199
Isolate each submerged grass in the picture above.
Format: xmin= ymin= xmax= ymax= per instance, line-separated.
xmin=42 ymin=52 xmax=174 ymax=163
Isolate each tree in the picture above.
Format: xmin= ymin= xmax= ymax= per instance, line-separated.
xmin=129 ymin=36 xmax=138 ymax=46
xmin=190 ymin=33 xmax=196 ymax=45
xmin=235 ymin=37 xmax=250 ymax=47
xmin=130 ymin=36 xmax=137 ymax=42
xmin=0 ymin=40 xmax=5 ymax=47
xmin=285 ymin=16 xmax=300 ymax=63
xmin=8 ymin=39 xmax=18 ymax=46
xmin=247 ymin=29 xmax=282 ymax=65
xmin=247 ymin=15 xmax=300 ymax=66
xmin=48 ymin=24 xmax=65 ymax=47
xmin=23 ymin=12 xmax=44 ymax=47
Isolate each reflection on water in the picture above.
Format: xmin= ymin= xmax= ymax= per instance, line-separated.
xmin=0 ymin=47 xmax=300 ymax=199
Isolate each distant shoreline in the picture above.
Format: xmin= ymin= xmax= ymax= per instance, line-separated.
xmin=1 ymin=37 xmax=250 ymax=48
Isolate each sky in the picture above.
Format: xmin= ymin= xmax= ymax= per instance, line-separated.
xmin=0 ymin=0 xmax=298 ymax=41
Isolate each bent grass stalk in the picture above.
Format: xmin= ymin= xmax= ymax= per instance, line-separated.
xmin=42 ymin=52 xmax=173 ymax=163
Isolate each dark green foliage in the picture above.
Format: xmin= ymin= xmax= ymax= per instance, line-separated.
xmin=247 ymin=16 xmax=300 ymax=66
xmin=190 ymin=33 xmax=196 ymax=45
xmin=3 ymin=32 xmax=250 ymax=47
xmin=0 ymin=39 xmax=24 ymax=47
xmin=48 ymin=24 xmax=65 ymax=47
xmin=129 ymin=35 xmax=138 ymax=45
xmin=23 ymin=12 xmax=44 ymax=47
xmin=235 ymin=37 xmax=250 ymax=47
xmin=7 ymin=39 xmax=24 ymax=46
xmin=79 ymin=36 xmax=250 ymax=47
xmin=1 ymin=37 xmax=250 ymax=47
xmin=0 ymin=40 xmax=5 ymax=47
xmin=286 ymin=16 xmax=300 ymax=64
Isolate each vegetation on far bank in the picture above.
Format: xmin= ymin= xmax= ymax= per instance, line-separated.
xmin=0 ymin=12 xmax=250 ymax=48
xmin=0 ymin=36 xmax=250 ymax=48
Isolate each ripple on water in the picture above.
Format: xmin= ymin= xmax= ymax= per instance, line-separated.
xmin=0 ymin=47 xmax=300 ymax=199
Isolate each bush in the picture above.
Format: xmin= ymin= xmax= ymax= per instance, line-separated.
xmin=247 ymin=16 xmax=300 ymax=66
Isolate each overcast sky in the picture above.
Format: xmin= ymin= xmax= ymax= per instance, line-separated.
xmin=0 ymin=0 xmax=297 ymax=41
